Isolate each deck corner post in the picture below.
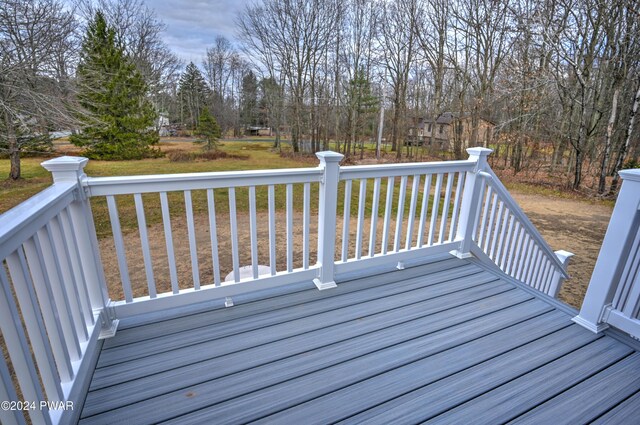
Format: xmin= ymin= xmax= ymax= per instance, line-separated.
xmin=548 ymin=250 xmax=574 ymax=298
xmin=41 ymin=156 xmax=116 ymax=337
xmin=574 ymin=170 xmax=640 ymax=333
xmin=41 ymin=155 xmax=89 ymax=185
xmin=452 ymin=147 xmax=493 ymax=258
xmin=314 ymin=151 xmax=344 ymax=290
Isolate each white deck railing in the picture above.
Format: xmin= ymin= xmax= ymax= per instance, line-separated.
xmin=0 ymin=158 xmax=115 ymax=425
xmin=574 ymin=169 xmax=640 ymax=339
xmin=0 ymin=148 xmax=571 ymax=425
xmin=471 ymin=168 xmax=573 ymax=297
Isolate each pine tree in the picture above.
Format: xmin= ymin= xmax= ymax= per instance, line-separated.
xmin=195 ymin=107 xmax=222 ymax=151
xmin=178 ymin=62 xmax=211 ymax=130
xmin=240 ymin=71 xmax=258 ymax=127
xmin=70 ymin=11 xmax=159 ymax=160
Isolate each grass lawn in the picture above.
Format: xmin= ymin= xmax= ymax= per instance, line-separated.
xmin=0 ymin=140 xmax=311 ymax=214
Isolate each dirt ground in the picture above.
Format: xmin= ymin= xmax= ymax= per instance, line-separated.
xmin=98 ymin=191 xmax=613 ymax=310
xmin=510 ymin=192 xmax=613 ymax=309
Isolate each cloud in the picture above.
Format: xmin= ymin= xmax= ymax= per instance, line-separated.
xmin=150 ymin=0 xmax=250 ymax=63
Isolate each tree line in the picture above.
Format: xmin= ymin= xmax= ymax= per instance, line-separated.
xmin=1 ymin=0 xmax=639 ymax=195
xmin=234 ymin=0 xmax=640 ymax=194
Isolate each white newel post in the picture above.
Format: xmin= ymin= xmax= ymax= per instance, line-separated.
xmin=314 ymin=151 xmax=344 ymax=290
xmin=573 ymin=169 xmax=640 ymax=333
xmin=452 ymin=147 xmax=493 ymax=258
xmin=41 ymin=156 xmax=118 ymax=338
xmin=548 ymin=250 xmax=574 ymax=298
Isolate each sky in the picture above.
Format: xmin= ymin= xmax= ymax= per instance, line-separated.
xmin=147 ymin=0 xmax=251 ymax=64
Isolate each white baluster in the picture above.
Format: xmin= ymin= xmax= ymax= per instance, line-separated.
xmin=341 ymin=180 xmax=352 ymax=262
xmin=134 ymin=194 xmax=156 ymax=297
xmin=369 ymin=178 xmax=381 ymax=257
xmin=206 ymin=189 xmax=221 ymax=285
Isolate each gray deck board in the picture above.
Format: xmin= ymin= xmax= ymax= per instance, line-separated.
xmin=83 ymin=289 xmax=536 ymax=423
xmin=592 ymin=390 xmax=640 ymax=424
xmin=103 ymin=256 xmax=468 ymax=349
xmin=80 ymin=255 xmax=640 ymax=425
xmin=422 ymin=336 xmax=634 ymax=425
xmin=158 ymin=310 xmax=567 ymax=425
xmin=506 ymin=352 xmax=640 ymax=425
xmin=91 ymin=269 xmax=497 ymax=389
xmin=96 ymin=263 xmax=486 ymax=368
xmin=335 ymin=324 xmax=603 ymax=425
xmin=254 ymin=316 xmax=583 ymax=425
xmin=84 ymin=279 xmax=518 ymax=416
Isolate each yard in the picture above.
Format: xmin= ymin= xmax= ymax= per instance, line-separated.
xmin=0 ymin=138 xmax=613 ymax=309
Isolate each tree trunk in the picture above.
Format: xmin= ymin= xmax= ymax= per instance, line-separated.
xmin=6 ymin=115 xmax=20 ymax=180
xmin=573 ymin=148 xmax=584 ymax=190
xmin=598 ymin=87 xmax=619 ymax=194
xmin=572 ymin=87 xmax=589 ymax=190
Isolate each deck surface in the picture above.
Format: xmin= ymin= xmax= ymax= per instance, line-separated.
xmin=80 ymin=255 xmax=640 ymax=424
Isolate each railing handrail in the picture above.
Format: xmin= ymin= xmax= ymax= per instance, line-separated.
xmin=339 ymin=159 xmax=474 ymax=179
xmin=84 ymin=161 xmax=477 ymax=196
xmin=480 ymin=168 xmax=569 ymax=279
xmin=84 ymin=167 xmax=324 ymax=196
xmin=0 ymin=182 xmax=77 ymax=259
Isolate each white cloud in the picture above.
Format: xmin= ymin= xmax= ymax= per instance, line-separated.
xmin=149 ymin=0 xmax=250 ymax=63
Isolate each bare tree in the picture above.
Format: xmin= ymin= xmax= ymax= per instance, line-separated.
xmin=0 ymin=0 xmax=79 ymax=179
xmin=601 ymin=1 xmax=640 ymax=193
xmin=451 ymin=0 xmax=512 ymax=148
xmin=378 ymin=0 xmax=418 ymax=159
xmin=239 ymin=0 xmax=339 ymax=152
xmin=203 ymin=36 xmax=236 ymax=133
xmin=342 ymin=0 xmax=377 ymax=156
xmin=544 ymin=0 xmax=609 ymax=189
xmin=609 ymin=73 xmax=640 ymax=193
xmin=415 ymin=0 xmax=453 ymax=154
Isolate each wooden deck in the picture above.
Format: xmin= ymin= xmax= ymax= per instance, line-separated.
xmin=79 ymin=254 xmax=640 ymax=424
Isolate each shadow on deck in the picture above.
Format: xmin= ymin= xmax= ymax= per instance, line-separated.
xmin=80 ymin=254 xmax=640 ymax=424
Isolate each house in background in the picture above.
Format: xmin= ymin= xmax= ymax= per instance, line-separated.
xmin=245 ymin=126 xmax=272 ymax=136
xmin=156 ymin=113 xmax=171 ymax=136
xmin=409 ymin=112 xmax=495 ymax=151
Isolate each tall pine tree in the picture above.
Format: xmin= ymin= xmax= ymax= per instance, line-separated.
xmin=178 ymin=63 xmax=211 ymax=130
xmin=71 ymin=11 xmax=159 ymax=160
xmin=240 ymin=70 xmax=258 ymax=127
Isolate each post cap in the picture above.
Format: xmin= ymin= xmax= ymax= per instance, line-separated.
xmin=316 ymin=151 xmax=344 ymax=163
xmin=554 ymin=250 xmax=575 ymax=268
xmin=41 ymin=156 xmax=89 ymax=182
xmin=618 ymin=169 xmax=640 ymax=182
xmin=466 ymin=147 xmax=493 ymax=157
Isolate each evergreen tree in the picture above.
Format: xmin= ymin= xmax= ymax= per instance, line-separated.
xmin=240 ymin=70 xmax=258 ymax=127
xmin=70 ymin=11 xmax=159 ymax=160
xmin=259 ymin=77 xmax=284 ymax=147
xmin=345 ymin=68 xmax=379 ymax=156
xmin=194 ymin=107 xmax=222 ymax=151
xmin=178 ymin=62 xmax=211 ymax=130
